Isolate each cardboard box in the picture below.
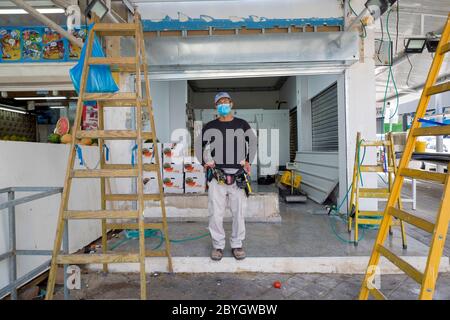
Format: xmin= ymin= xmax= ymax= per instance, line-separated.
xmin=143 ymin=172 xmax=159 ymax=194
xmin=162 ymin=143 xmax=185 ymax=163
xmin=142 ymin=142 xmax=162 ymax=165
xmin=163 ymin=172 xmax=184 ymax=194
xmin=184 ymin=172 xmax=206 ymax=193
xmin=162 ymin=161 xmax=184 ymax=174
xmin=183 ymin=156 xmax=204 ymax=173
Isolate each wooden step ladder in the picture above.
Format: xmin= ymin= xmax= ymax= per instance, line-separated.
xmin=347 ymin=132 xmax=407 ymax=248
xmin=359 ymin=13 xmax=450 ymax=300
xmin=45 ymin=13 xmax=173 ymax=300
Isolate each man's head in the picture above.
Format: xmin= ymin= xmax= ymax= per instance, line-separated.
xmin=214 ymin=92 xmax=233 ymax=117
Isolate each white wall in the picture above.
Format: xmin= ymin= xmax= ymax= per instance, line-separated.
xmin=0 ymin=142 xmax=102 ymax=293
xmin=190 ymin=91 xmax=280 ymax=109
xmin=279 ymin=76 xmax=297 ymax=110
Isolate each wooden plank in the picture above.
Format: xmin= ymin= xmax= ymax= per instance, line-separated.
xmin=413 ymin=125 xmax=450 ymax=136
xmin=102 ymin=164 xmax=158 ymax=171
xmin=317 ymin=26 xmax=341 ymax=32
xmin=187 ymin=30 xmax=209 ymax=36
xmin=89 ymin=57 xmax=136 ymax=66
xmin=107 ymin=223 xmax=163 ymax=230
xmin=440 ymin=42 xmax=450 ymax=54
xmin=291 ymin=26 xmax=303 ymax=32
xmin=76 ymin=130 xmax=153 ymax=140
xmin=359 ymin=165 xmax=393 ymax=173
xmin=160 ymin=30 xmax=182 ymax=37
xmin=426 ymin=81 xmax=450 ymax=96
xmin=213 ymin=29 xmax=235 ymax=35
xmin=265 ymin=27 xmax=288 ymax=33
xmin=64 ymin=210 xmax=139 ymax=219
xmin=146 ymin=250 xmax=167 ymax=257
xmin=388 ymin=207 xmax=435 ymax=233
xmin=104 ymin=194 xmax=160 ymax=201
xmin=368 ymin=287 xmax=387 ymax=300
xmin=56 ymin=253 xmax=139 ymax=264
xmin=377 ymin=245 xmax=423 ymax=284
xmin=359 ymin=188 xmax=390 ymax=198
xmin=100 ymin=100 xmax=150 ymax=107
xmin=400 ymin=168 xmax=447 ymax=184
xmin=360 ymin=140 xmax=391 ymax=146
xmin=143 ymin=31 xmax=157 ymax=38
xmin=83 ymin=92 xmax=137 ymax=102
xmin=93 ymin=23 xmax=136 ymax=36
xmin=71 ymin=169 xmax=138 ymax=178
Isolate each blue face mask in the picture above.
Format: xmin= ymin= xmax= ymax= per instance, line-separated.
xmin=217 ymin=103 xmax=231 ymax=116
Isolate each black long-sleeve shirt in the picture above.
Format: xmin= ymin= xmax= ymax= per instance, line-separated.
xmin=198 ymin=117 xmax=257 ymax=170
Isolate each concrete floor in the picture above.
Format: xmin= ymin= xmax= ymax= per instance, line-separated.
xmin=51 ymin=179 xmax=450 ymax=300
xmin=53 ymin=271 xmax=450 ymax=300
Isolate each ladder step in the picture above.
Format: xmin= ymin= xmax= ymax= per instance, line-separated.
xmin=359 ymin=165 xmax=393 ymax=173
xmin=104 ymin=194 xmax=161 ymax=201
xmin=93 ymin=23 xmax=136 ymax=36
xmin=146 ymin=250 xmax=168 ymax=257
xmin=426 ymin=81 xmax=450 ymax=96
xmin=388 ymin=207 xmax=435 ymax=233
xmin=357 ymin=218 xmax=382 ymax=225
xmin=413 ymin=126 xmax=450 ymax=136
xmin=56 ymin=253 xmax=140 ymax=264
xmin=106 ymin=222 xmax=164 ymax=230
xmin=368 ymin=287 xmax=387 ymax=300
xmin=76 ymin=130 xmax=153 ymax=140
xmin=359 ymin=188 xmax=390 ymax=198
xmin=360 ymin=141 xmax=391 ymax=147
xmin=377 ymin=245 xmax=423 ymax=284
xmin=358 ymin=211 xmax=384 ymax=217
xmin=83 ymin=92 xmax=137 ymax=102
xmin=399 ymin=168 xmax=447 ymax=184
xmin=64 ymin=210 xmax=139 ymax=219
xmin=71 ymin=169 xmax=138 ymax=178
xmin=100 ymin=100 xmax=150 ymax=107
xmin=102 ymin=164 xmax=159 ymax=171
xmin=440 ymin=42 xmax=450 ymax=54
xmin=88 ymin=57 xmax=145 ymax=73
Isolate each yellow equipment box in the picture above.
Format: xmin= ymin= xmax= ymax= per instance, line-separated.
xmin=280 ymin=170 xmax=301 ymax=189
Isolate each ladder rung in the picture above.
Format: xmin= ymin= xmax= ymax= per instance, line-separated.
xmin=100 ymin=100 xmax=150 ymax=107
xmin=440 ymin=42 xmax=450 ymax=54
xmin=88 ymin=57 xmax=146 ymax=72
xmin=64 ymin=210 xmax=139 ymax=219
xmin=368 ymin=287 xmax=387 ymax=300
xmin=106 ymin=222 xmax=163 ymax=230
xmin=102 ymin=164 xmax=159 ymax=171
xmin=83 ymin=92 xmax=137 ymax=102
xmin=357 ymin=218 xmax=382 ymax=225
xmin=93 ymin=23 xmax=136 ymax=36
xmin=146 ymin=250 xmax=168 ymax=257
xmin=400 ymin=168 xmax=447 ymax=184
xmin=105 ymin=194 xmax=161 ymax=201
xmin=426 ymin=81 xmax=450 ymax=96
xmin=76 ymin=130 xmax=153 ymax=140
xmin=357 ymin=211 xmax=384 ymax=217
xmin=359 ymin=188 xmax=390 ymax=198
xmin=413 ymin=126 xmax=450 ymax=136
xmin=56 ymin=253 xmax=139 ymax=264
xmin=71 ymin=169 xmax=138 ymax=178
xmin=377 ymin=245 xmax=423 ymax=284
xmin=360 ymin=141 xmax=391 ymax=147
xmin=359 ymin=165 xmax=393 ymax=173
xmin=388 ymin=207 xmax=435 ymax=233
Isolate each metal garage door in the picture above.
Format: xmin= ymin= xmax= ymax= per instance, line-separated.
xmin=311 ymin=82 xmax=338 ymax=151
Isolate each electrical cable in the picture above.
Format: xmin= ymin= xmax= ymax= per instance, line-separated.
xmin=348 ymin=0 xmax=367 ymax=38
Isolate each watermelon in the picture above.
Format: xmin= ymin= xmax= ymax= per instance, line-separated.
xmin=54 ymin=117 xmax=70 ymax=135
xmin=48 ymin=133 xmax=61 ymax=143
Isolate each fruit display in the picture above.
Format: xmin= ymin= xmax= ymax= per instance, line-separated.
xmin=54 ymin=117 xmax=70 ymax=135
xmin=47 ymin=133 xmax=61 ymax=143
xmin=60 ymin=133 xmax=72 ymax=144
xmin=1 ymin=135 xmax=29 ymax=142
xmin=0 ymin=29 xmax=21 ymax=61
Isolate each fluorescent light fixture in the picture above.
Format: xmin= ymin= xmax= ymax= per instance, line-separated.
xmin=0 ymin=106 xmax=27 ymax=114
xmin=405 ymin=38 xmax=427 ymax=53
xmin=14 ymin=96 xmax=67 ymax=100
xmin=0 ymin=8 xmax=65 ymax=14
xmin=85 ymin=0 xmax=109 ymax=20
xmin=50 ymin=106 xmax=66 ymax=109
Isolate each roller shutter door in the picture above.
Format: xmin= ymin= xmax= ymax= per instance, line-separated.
xmin=311 ymin=82 xmax=338 ymax=151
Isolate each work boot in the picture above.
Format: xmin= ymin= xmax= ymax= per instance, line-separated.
xmin=231 ymin=248 xmax=246 ymax=260
xmin=211 ymin=249 xmax=223 ymax=261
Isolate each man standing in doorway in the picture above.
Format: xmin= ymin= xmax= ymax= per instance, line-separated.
xmin=199 ymin=92 xmax=257 ymax=261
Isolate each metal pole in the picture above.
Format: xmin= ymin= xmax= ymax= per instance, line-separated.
xmin=9 ymin=0 xmax=83 ymax=48
xmin=412 ymin=179 xmax=417 ymax=210
xmin=8 ymin=191 xmax=17 ymax=300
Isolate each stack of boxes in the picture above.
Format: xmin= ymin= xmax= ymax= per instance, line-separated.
xmin=142 ymin=142 xmax=206 ymax=194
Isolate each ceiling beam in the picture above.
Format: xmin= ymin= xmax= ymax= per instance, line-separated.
xmin=9 ymin=0 xmax=83 ymax=48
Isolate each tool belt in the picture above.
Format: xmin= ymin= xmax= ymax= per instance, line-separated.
xmin=206 ymin=167 xmax=252 ymax=196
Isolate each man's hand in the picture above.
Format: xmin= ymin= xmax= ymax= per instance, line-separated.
xmin=240 ymin=160 xmax=251 ymax=174
xmin=204 ymin=161 xmax=215 ymax=170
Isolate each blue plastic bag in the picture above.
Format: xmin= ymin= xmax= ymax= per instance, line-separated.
xmin=69 ymin=23 xmax=119 ymax=96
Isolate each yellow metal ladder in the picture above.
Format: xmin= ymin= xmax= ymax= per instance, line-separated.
xmin=45 ymin=13 xmax=173 ymax=300
xmin=359 ymin=13 xmax=450 ymax=300
xmin=348 ymin=132 xmax=407 ymax=248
